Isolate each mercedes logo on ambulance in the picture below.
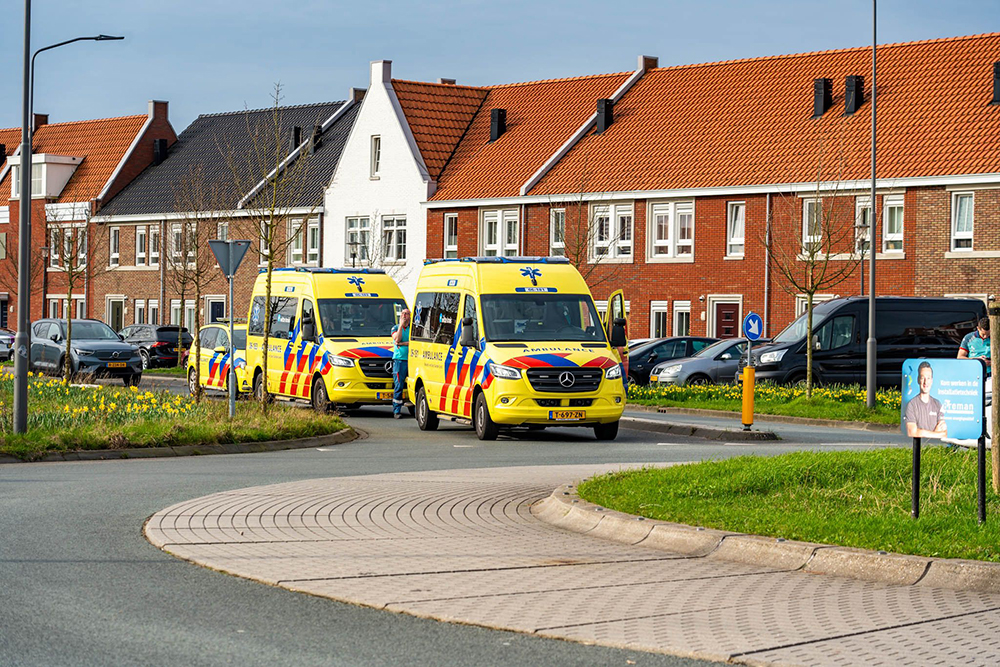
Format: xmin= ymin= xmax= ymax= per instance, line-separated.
xmin=384 ymin=361 xmax=393 ymax=374
xmin=558 ymin=371 xmax=575 ymax=388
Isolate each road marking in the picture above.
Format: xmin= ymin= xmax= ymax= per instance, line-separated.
xmin=656 ymin=442 xmax=684 ymax=446
xmin=315 ymin=448 xmax=339 ymax=452
xmin=453 ymin=444 xmax=475 ymax=448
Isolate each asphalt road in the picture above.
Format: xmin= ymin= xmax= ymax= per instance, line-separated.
xmin=1 ymin=377 xmax=910 ymax=666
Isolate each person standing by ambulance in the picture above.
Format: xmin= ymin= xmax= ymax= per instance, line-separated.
xmin=391 ymin=309 xmax=411 ymax=419
xmin=959 ymin=318 xmax=991 ymax=365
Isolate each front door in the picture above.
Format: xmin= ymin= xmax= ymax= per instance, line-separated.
xmin=208 ymin=300 xmax=226 ymax=324
xmin=108 ymin=299 xmax=125 ymax=333
xmin=714 ymin=302 xmax=739 ymax=339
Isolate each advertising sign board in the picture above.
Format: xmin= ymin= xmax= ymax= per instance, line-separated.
xmin=900 ymin=358 xmax=985 ymax=441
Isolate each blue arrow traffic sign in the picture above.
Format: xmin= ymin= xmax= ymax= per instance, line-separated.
xmin=743 ymin=311 xmax=763 ymax=341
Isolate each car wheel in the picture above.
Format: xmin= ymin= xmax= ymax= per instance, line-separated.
xmin=253 ymin=372 xmax=272 ymax=404
xmin=311 ymin=376 xmax=330 ymax=413
xmin=474 ymin=392 xmax=499 ymax=441
xmin=415 ymin=385 xmax=438 ymax=431
xmin=594 ymin=420 xmax=620 ymax=441
xmin=188 ymin=367 xmax=198 ymax=395
xmin=686 ymin=374 xmax=710 ymax=386
xmin=124 ymin=373 xmax=142 ymax=388
xmin=139 ymin=349 xmax=150 ymax=370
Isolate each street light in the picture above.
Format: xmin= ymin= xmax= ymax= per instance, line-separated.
xmin=13 ymin=0 xmax=125 ymax=433
xmin=865 ymin=0 xmax=878 ymax=409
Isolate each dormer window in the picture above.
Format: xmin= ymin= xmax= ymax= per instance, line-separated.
xmin=11 ymin=164 xmax=43 ymax=198
xmin=9 ymin=154 xmax=81 ymax=199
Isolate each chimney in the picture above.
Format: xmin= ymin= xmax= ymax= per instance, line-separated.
xmin=489 ymin=108 xmax=506 ymax=142
xmin=309 ymin=125 xmax=322 ymax=154
xmin=844 ymin=75 xmax=864 ymax=115
xmin=639 ymin=55 xmax=659 ymax=72
xmin=812 ymin=78 xmax=832 ymax=118
xmin=0 ymin=145 xmax=5 ymax=166
xmin=437 ymin=78 xmax=456 ymax=85
xmin=152 ymin=138 xmax=168 ymax=165
xmin=149 ymin=100 xmax=169 ymax=120
xmin=596 ymin=99 xmax=614 ymax=134
xmin=32 ymin=113 xmax=48 ymax=132
xmin=350 ymin=87 xmax=366 ymax=103
xmin=291 ymin=126 xmax=302 ymax=148
xmin=371 ymin=60 xmax=392 ymax=85
xmin=992 ymin=62 xmax=1000 ymax=105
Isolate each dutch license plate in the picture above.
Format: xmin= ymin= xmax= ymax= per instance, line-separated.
xmin=650 ymin=375 xmax=658 ymax=382
xmin=107 ymin=362 xmax=127 ymax=368
xmin=549 ymin=410 xmax=585 ymax=421
xmin=376 ymin=391 xmax=393 ymax=400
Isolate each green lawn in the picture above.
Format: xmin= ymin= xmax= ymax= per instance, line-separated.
xmin=628 ymin=382 xmax=901 ymax=425
xmin=579 ymin=448 xmax=1000 ymax=562
xmin=0 ymin=374 xmax=347 ymax=461
xmin=144 ymin=364 xmax=188 ymax=377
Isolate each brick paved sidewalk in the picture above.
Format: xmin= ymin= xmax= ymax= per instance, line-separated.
xmin=145 ymin=464 xmax=1000 ymax=666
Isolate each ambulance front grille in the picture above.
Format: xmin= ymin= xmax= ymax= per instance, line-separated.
xmin=525 ymin=367 xmax=602 ymax=393
xmin=358 ymin=358 xmax=393 ymax=378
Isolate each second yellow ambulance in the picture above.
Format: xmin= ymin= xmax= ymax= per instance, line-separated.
xmin=244 ymin=267 xmax=408 ymax=411
xmin=407 ymin=257 xmax=627 ymax=440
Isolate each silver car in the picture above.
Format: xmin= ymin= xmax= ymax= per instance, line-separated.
xmin=649 ymin=338 xmax=753 ymax=386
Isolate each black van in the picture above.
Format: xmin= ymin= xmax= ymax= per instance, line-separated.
xmin=751 ymin=297 xmax=986 ymax=387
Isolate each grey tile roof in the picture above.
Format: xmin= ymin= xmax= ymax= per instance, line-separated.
xmin=101 ymin=101 xmax=357 ymax=216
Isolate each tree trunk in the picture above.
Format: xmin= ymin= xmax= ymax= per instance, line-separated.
xmin=990 ymin=302 xmax=999 ymax=493
xmin=260 ymin=233 xmax=274 ymax=413
xmin=805 ymin=292 xmax=815 ymax=398
xmin=193 ymin=279 xmax=203 ymax=403
xmin=63 ymin=292 xmax=74 ymax=382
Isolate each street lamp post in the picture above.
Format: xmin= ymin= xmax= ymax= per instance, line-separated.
xmin=13 ymin=0 xmax=124 ymax=433
xmin=866 ymin=0 xmax=878 ymax=409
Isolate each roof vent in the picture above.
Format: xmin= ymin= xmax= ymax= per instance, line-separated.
xmin=152 ymin=138 xmax=168 ymax=166
xmin=309 ymin=125 xmax=322 ymax=154
xmin=437 ymin=78 xmax=456 ymax=85
xmin=291 ymin=126 xmax=302 ymax=148
xmin=812 ymin=78 xmax=832 ymax=118
xmin=596 ymin=98 xmax=614 ymax=134
xmin=489 ymin=108 xmax=506 ymax=143
xmin=844 ymin=75 xmax=864 ymax=115
xmin=992 ymin=62 xmax=1000 ymax=105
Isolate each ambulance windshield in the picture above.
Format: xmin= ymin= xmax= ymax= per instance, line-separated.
xmin=318 ymin=298 xmax=407 ymax=337
xmin=480 ymin=294 xmax=607 ymax=343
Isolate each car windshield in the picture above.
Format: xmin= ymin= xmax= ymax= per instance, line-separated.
xmin=317 ymin=299 xmax=407 ymax=337
xmin=480 ymin=294 xmax=607 ymax=343
xmin=628 ymin=340 xmax=662 ymax=356
xmin=771 ymin=313 xmax=812 ymax=344
xmin=68 ymin=321 xmax=120 ymax=340
xmin=693 ymin=339 xmax=736 ymax=358
xmin=233 ymin=329 xmax=247 ymax=350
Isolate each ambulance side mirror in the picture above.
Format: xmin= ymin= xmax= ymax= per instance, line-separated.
xmin=460 ymin=317 xmax=477 ymax=348
xmin=610 ymin=318 xmax=627 ymax=348
xmin=301 ymin=314 xmax=316 ymax=343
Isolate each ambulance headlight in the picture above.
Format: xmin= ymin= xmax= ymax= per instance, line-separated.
xmin=490 ymin=363 xmax=522 ymax=380
xmin=605 ymin=365 xmax=622 ymax=380
xmin=329 ymin=355 xmax=355 ymax=368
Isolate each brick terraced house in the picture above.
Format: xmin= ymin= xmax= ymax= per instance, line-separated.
xmin=95 ymin=94 xmax=362 ymax=333
xmin=0 ymin=102 xmax=177 ymax=327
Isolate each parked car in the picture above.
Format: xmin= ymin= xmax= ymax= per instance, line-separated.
xmin=650 ymin=338 xmax=759 ymax=386
xmin=0 ymin=338 xmax=10 ymax=362
xmin=187 ymin=323 xmax=250 ymax=395
xmin=0 ymin=327 xmax=15 ymax=348
xmin=750 ymin=296 xmax=986 ymax=387
xmin=29 ymin=319 xmax=142 ymax=386
xmin=119 ymin=324 xmax=193 ymax=370
xmin=627 ymin=336 xmax=717 ymax=385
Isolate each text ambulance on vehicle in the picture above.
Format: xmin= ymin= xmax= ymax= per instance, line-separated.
xmin=407 ymin=256 xmax=628 ymax=441
xmin=187 ymin=321 xmax=249 ymax=395
xmin=244 ymin=267 xmax=408 ymax=411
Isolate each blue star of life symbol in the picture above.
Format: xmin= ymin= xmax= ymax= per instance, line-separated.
xmin=520 ymin=266 xmax=541 ymax=286
xmin=348 ymin=276 xmax=365 ymax=289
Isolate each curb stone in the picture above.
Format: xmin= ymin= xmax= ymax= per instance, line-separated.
xmin=626 ymin=403 xmax=898 ymax=432
xmin=620 ymin=415 xmax=777 ymax=442
xmin=534 ymin=480 xmax=1000 ymax=594
xmin=0 ymin=427 xmax=356 ymax=464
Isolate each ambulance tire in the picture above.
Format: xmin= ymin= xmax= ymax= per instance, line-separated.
xmin=416 ymin=386 xmax=438 ymax=431
xmin=474 ymin=393 xmax=499 ymax=441
xmin=311 ymin=376 xmax=330 ymax=413
xmin=188 ymin=368 xmax=198 ymax=396
xmin=253 ymin=372 xmax=273 ymax=404
xmin=594 ymin=420 xmax=620 ymax=441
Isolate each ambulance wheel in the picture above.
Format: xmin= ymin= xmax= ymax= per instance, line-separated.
xmin=188 ymin=368 xmax=198 ymax=396
xmin=594 ymin=421 xmax=620 ymax=441
xmin=253 ymin=372 xmax=273 ymax=404
xmin=474 ymin=393 xmax=499 ymax=441
xmin=415 ymin=386 xmax=438 ymax=431
xmin=311 ymin=376 xmax=330 ymax=413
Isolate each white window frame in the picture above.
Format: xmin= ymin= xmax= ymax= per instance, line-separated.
xmin=951 ymin=192 xmax=974 ymax=251
xmin=105 ymin=296 xmax=126 ymax=331
xmin=854 ymin=197 xmax=872 ymax=255
xmin=673 ymin=300 xmax=691 ymax=336
xmin=136 ymin=226 xmax=147 ymax=266
xmin=109 ymin=226 xmax=120 ymax=267
xmin=650 ymin=300 xmax=670 ymax=338
xmin=47 ymin=298 xmax=60 ymax=318
xmin=11 ymin=164 xmax=43 ymax=198
xmin=647 ymin=201 xmax=694 ymax=260
xmin=882 ymin=195 xmax=904 ymax=253
xmin=370 ymin=135 xmax=381 ymax=178
xmin=289 ymin=219 xmax=305 ymax=265
xmin=593 ymin=300 xmax=631 ymax=321
xmin=802 ymin=198 xmax=822 ymax=252
xmin=148 ymin=299 xmax=160 ymax=326
xmin=550 ymin=208 xmax=565 ymax=257
xmin=726 ymin=201 xmax=745 ymax=257
xmin=306 ymin=218 xmax=320 ymax=265
xmin=170 ymin=300 xmax=182 ymax=326
xmin=135 ymin=299 xmax=146 ymax=325
xmin=345 ymin=217 xmax=371 ymax=263
xmin=480 ymin=209 xmax=518 ymax=257
xmin=590 ymin=203 xmax=633 ymax=261
xmin=444 ymin=214 xmax=459 ymax=259
xmin=184 ymin=300 xmax=196 ymax=333
xmin=149 ymin=226 xmax=160 ymax=267
xmin=795 ymin=294 xmax=837 ymax=316
xmin=382 ymin=215 xmax=406 ymax=263
xmin=217 ymin=221 xmax=228 ymax=242
xmin=49 ymin=227 xmax=61 ymax=267
xmin=74 ymin=298 xmax=85 ymax=320
xmin=205 ymin=296 xmax=226 ymax=324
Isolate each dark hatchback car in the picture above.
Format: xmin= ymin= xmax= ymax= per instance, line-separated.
xmin=30 ymin=319 xmax=142 ymax=385
xmin=627 ymin=336 xmax=717 ymax=385
xmin=119 ymin=324 xmax=193 ymax=370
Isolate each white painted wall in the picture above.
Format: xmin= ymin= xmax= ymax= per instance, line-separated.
xmin=324 ymin=60 xmax=434 ymax=303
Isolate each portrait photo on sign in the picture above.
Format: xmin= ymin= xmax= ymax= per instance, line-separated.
xmin=901 ymin=358 xmax=984 ymax=441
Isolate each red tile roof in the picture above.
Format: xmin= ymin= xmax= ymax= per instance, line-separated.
xmin=532 ymin=33 xmax=1000 ymax=196
xmin=429 ymin=72 xmax=631 ymax=200
xmin=391 ymin=80 xmax=488 ymax=180
xmin=0 ymin=114 xmax=148 ymax=206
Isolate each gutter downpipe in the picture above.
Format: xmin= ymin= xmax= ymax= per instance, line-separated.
xmin=764 ymin=192 xmax=771 ymax=337
xmin=520 ymin=203 xmax=526 ymax=255
xmin=159 ymin=220 xmax=165 ymax=325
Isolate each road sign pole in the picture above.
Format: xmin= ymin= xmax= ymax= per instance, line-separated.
xmin=912 ymin=437 xmax=921 ymax=519
xmin=741 ymin=312 xmax=763 ymax=431
xmin=228 ymin=242 xmax=236 ymax=420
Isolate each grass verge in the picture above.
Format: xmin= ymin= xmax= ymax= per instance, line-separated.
xmin=628 ymin=382 xmax=901 ymax=425
xmin=144 ymin=365 xmax=188 ymax=377
xmin=0 ymin=374 xmax=346 ymax=461
xmin=579 ymin=448 xmax=1000 ymax=562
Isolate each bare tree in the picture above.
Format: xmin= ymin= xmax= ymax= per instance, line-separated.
xmin=345 ymin=210 xmax=414 ymax=284
xmin=0 ymin=215 xmax=46 ymax=324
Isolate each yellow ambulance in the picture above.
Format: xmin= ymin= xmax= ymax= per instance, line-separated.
xmin=407 ymin=257 xmax=627 ymax=440
xmin=245 ymin=268 xmax=408 ymax=411
xmin=187 ymin=322 xmax=249 ymax=395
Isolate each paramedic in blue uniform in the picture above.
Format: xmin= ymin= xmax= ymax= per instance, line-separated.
xmin=391 ymin=309 xmax=411 ymax=419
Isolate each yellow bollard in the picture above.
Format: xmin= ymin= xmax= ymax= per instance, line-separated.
xmin=742 ymin=366 xmax=755 ymax=431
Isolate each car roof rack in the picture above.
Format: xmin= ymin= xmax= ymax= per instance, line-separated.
xmin=261 ymin=267 xmax=386 ymax=274
xmin=423 ymin=256 xmax=570 ymax=265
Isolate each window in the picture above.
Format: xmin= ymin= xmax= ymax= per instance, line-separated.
xmin=411 ymin=292 xmax=460 ymax=344
xmin=650 ymin=301 xmax=670 ymax=337
xmin=149 ymin=299 xmax=159 ymax=325
xmin=591 ymin=204 xmax=632 ymax=259
xmin=550 ymin=209 xmax=565 ymax=257
xmin=109 ymin=227 xmax=120 ymax=267
xmin=951 ymin=192 xmax=973 ymax=251
xmin=48 ymin=299 xmax=60 ymax=318
xmin=370 ymin=136 xmax=381 ymax=178
xmin=814 ymin=315 xmax=855 ymax=351
xmin=649 ymin=201 xmax=694 ymax=258
xmin=382 ymin=216 xmax=406 ymax=262
xmin=75 ymin=299 xmax=85 ymax=319
xmin=345 ymin=217 xmax=371 ymax=263
xmin=883 ymin=195 xmax=904 ymax=253
xmin=802 ymin=199 xmax=822 ymax=252
xmin=258 ymin=220 xmax=269 ymax=259
xmin=289 ymin=219 xmax=304 ymax=264
xmin=217 ymin=221 xmax=228 ymax=242
xmin=306 ymin=219 xmax=320 ymax=264
xmin=185 ymin=301 xmax=196 ymax=334
xmin=673 ymin=300 xmax=691 ymax=336
xmin=49 ymin=227 xmax=61 ymax=267
xmin=136 ymin=226 xmax=147 ymax=266
xmin=481 ymin=209 xmax=518 ymax=256
xmin=172 ymin=224 xmax=183 ymax=260
xmin=462 ymin=293 xmax=478 ymax=341
xmin=0 ymin=233 xmax=6 ymax=260
xmin=855 ymin=197 xmax=872 ymax=254
xmin=135 ymin=299 xmax=146 ymax=325
xmin=149 ymin=227 xmax=160 ymax=267
xmin=11 ymin=164 xmax=43 ymax=198
xmin=444 ymin=214 xmax=458 ymax=258
xmin=726 ymin=202 xmax=745 ymax=256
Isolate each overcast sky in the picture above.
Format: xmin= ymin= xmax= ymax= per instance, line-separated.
xmin=2 ymin=0 xmax=998 ymax=132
